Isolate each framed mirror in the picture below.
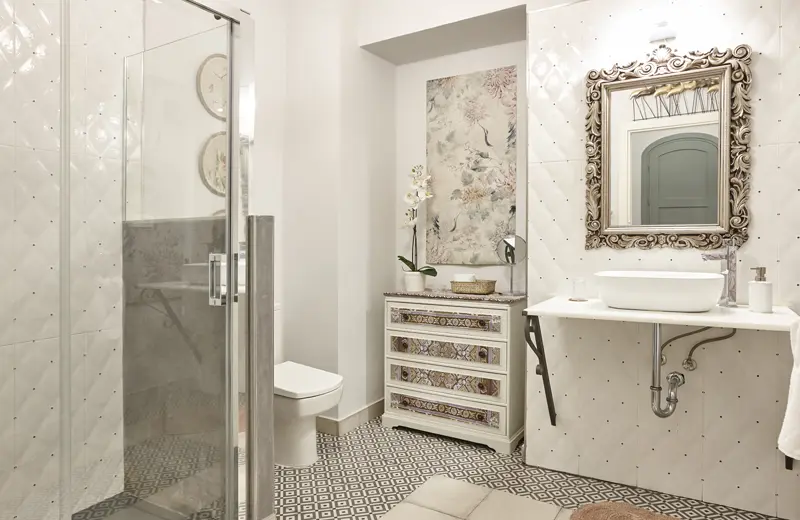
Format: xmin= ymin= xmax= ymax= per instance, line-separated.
xmin=585 ymin=44 xmax=753 ymax=250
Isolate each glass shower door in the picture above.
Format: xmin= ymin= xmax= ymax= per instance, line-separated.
xmin=69 ymin=0 xmax=244 ymax=519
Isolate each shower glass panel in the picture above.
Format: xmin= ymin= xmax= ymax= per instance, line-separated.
xmin=69 ymin=0 xmax=243 ymax=519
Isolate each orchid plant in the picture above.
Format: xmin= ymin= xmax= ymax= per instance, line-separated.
xmin=398 ymin=165 xmax=438 ymax=277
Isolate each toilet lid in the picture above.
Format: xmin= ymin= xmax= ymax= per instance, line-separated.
xmin=274 ymin=361 xmax=344 ymax=399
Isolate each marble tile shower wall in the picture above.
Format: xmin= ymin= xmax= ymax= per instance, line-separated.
xmin=526 ymin=1 xmax=800 ymax=518
xmin=0 ymin=0 xmax=142 ymax=517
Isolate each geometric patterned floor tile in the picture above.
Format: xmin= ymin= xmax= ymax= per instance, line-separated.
xmin=73 ymin=418 xmax=780 ymax=520
xmin=271 ymin=419 xmax=780 ymax=520
xmin=72 ymin=434 xmax=220 ymax=520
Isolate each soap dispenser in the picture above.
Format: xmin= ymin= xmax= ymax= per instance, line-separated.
xmin=749 ymin=267 xmax=773 ymax=314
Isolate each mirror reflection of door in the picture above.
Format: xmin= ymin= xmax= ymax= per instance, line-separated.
xmin=641 ymin=132 xmax=719 ymax=225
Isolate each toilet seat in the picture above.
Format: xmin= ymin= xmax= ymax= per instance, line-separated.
xmin=274 ymin=361 xmax=344 ymax=399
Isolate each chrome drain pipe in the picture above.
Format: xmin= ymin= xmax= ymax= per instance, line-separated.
xmin=651 ymin=323 xmax=686 ymax=418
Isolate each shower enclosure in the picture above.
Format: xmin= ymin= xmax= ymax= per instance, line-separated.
xmin=0 ymin=0 xmax=271 ymax=519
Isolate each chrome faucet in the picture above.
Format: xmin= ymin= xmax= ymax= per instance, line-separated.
xmin=701 ymin=243 xmax=737 ymax=307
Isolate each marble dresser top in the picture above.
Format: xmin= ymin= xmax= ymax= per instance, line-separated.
xmin=384 ymin=290 xmax=527 ymax=304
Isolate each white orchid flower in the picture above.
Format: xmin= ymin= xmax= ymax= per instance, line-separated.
xmin=412 ymin=176 xmax=431 ymax=188
xmin=404 ymin=192 xmax=420 ymax=208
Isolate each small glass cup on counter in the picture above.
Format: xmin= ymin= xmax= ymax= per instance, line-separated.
xmin=569 ymin=277 xmax=588 ymax=302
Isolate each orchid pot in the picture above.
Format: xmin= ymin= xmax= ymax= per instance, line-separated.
xmin=399 ymin=165 xmax=438 ymax=291
xmin=403 ymin=272 xmax=426 ymax=292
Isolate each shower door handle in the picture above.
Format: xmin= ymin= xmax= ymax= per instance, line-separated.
xmin=209 ymin=253 xmax=226 ymax=306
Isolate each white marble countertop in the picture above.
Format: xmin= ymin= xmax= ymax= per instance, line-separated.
xmin=524 ymin=297 xmax=799 ymax=332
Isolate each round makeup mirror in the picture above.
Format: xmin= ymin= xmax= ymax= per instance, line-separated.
xmin=495 ymin=235 xmax=528 ymax=294
xmin=495 ymin=235 xmax=528 ymax=265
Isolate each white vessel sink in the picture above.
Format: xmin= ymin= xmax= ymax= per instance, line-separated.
xmin=595 ymin=271 xmax=724 ymax=313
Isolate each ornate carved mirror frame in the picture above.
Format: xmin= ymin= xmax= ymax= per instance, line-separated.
xmin=585 ymin=44 xmax=752 ymax=250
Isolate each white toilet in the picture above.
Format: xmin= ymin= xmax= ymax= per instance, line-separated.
xmin=273 ymin=361 xmax=344 ymax=467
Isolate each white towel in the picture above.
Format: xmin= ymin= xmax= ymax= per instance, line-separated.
xmin=779 ymin=319 xmax=800 ymax=459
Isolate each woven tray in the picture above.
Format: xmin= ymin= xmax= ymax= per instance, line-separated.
xmin=450 ymin=280 xmax=497 ymax=295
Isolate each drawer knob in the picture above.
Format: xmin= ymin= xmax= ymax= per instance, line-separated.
xmin=477 ymin=413 xmax=485 ymax=421
xmin=477 ymin=320 xmax=486 ymax=327
xmin=399 ymin=340 xmax=408 ymax=351
xmin=401 ymin=399 xmax=409 ymax=406
xmin=478 ymin=350 xmax=487 ymax=359
xmin=401 ymin=370 xmax=409 ymax=380
xmin=477 ymin=382 xmax=486 ymax=392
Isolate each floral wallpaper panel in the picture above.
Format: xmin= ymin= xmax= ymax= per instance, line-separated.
xmin=426 ymin=66 xmax=518 ymax=265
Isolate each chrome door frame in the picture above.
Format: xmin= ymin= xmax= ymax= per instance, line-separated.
xmin=183 ymin=2 xmax=258 ymax=520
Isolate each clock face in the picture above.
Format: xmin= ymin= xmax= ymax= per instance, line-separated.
xmin=197 ymin=54 xmax=229 ymax=121
xmin=200 ymin=132 xmax=228 ymax=197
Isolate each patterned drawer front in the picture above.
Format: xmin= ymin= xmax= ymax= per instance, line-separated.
xmin=390 ymin=391 xmax=501 ymax=430
xmin=390 ymin=335 xmax=502 ymax=367
xmin=388 ymin=303 xmax=505 ymax=338
xmin=390 ymin=363 xmax=501 ymax=398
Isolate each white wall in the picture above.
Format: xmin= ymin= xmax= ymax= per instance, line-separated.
xmin=337 ymin=0 xmax=397 ymax=419
xmin=247 ymin=0 xmax=287 ymax=361
xmin=282 ymin=0 xmax=396 ymax=420
xmin=283 ymin=0 xmax=342 ymax=378
xmin=395 ymin=42 xmax=527 ymax=293
xmin=526 ymin=1 xmax=800 ymax=518
xmin=358 ymin=0 xmax=526 ymax=46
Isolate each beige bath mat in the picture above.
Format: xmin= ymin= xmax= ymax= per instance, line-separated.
xmin=573 ymin=502 xmax=680 ymax=520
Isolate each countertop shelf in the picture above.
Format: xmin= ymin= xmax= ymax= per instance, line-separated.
xmin=524 ymin=297 xmax=799 ymax=332
xmin=384 ymin=290 xmax=527 ymax=304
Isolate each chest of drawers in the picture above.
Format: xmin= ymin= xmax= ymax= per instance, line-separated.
xmin=383 ymin=293 xmax=526 ymax=454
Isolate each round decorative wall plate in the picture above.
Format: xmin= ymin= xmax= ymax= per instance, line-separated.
xmin=199 ymin=132 xmax=228 ymax=197
xmin=197 ymin=53 xmax=229 ymax=121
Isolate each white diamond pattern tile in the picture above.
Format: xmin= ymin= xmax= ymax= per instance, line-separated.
xmin=0 ymin=144 xmax=18 ymax=347
xmin=71 ymin=156 xmax=122 ymax=334
xmin=781 ymin=0 xmax=800 ymax=143
xmin=701 ymin=331 xmax=781 ymax=514
xmin=13 ymin=338 xmax=59 ymax=467
xmin=636 ymin=327 xmax=704 ymax=500
xmin=0 ymin=345 xmax=13 ymax=474
xmin=84 ymin=328 xmax=123 ymax=509
xmin=0 ymin=2 xmax=15 ymax=148
xmin=526 ymin=1 xmax=800 ymax=517
xmin=573 ymin=321 xmax=640 ymax=487
xmin=12 ymin=148 xmax=59 ymax=343
xmin=84 ymin=0 xmax=134 ymax=161
xmin=738 ymin=144 xmax=780 ymax=304
xmin=669 ymin=0 xmax=781 ymax=147
xmin=15 ymin=455 xmax=60 ymax=520
xmin=777 ymin=143 xmax=800 ymax=309
xmin=70 ymin=333 xmax=88 ymax=510
xmin=14 ymin=0 xmax=60 ymax=152
xmin=526 ymin=317 xmax=581 ymax=475
xmin=70 ymin=45 xmax=88 ymax=155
